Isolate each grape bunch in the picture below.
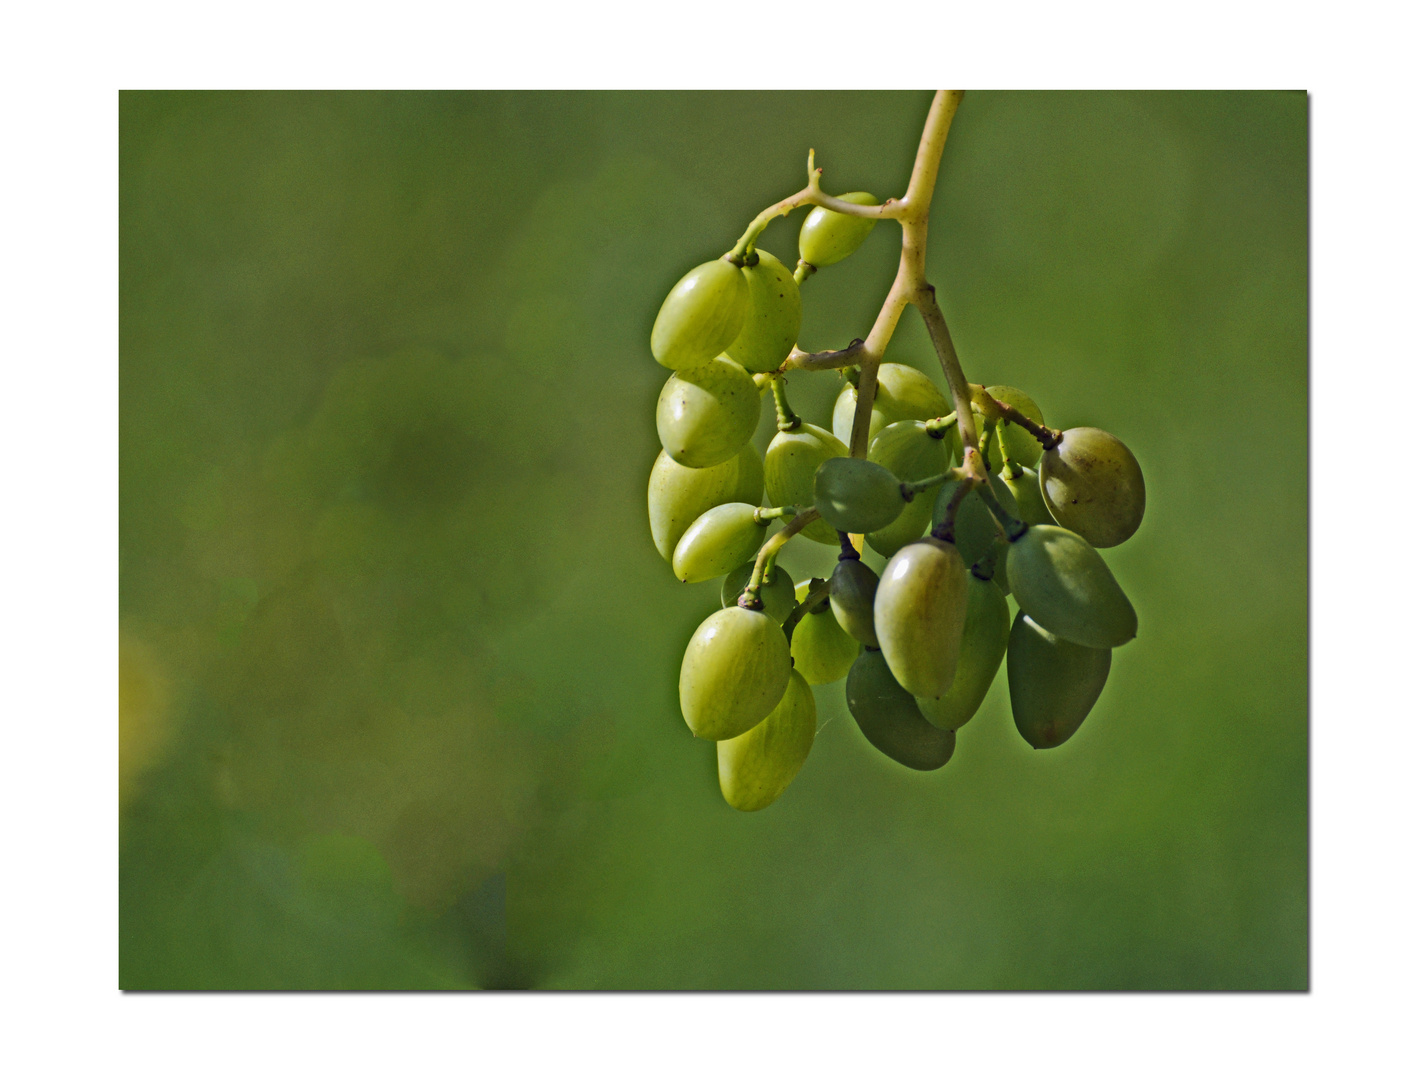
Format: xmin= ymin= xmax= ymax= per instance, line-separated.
xmin=644 ymin=92 xmax=1145 ymax=812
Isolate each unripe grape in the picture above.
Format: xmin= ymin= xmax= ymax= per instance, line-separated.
xmin=832 ymin=363 xmax=950 ymax=449
xmin=651 ymin=258 xmax=751 ymax=370
xmin=979 ymin=385 xmax=1046 ymax=471
xmin=873 ymin=537 xmax=967 ymax=699
xmin=765 ymin=423 xmax=846 ymax=546
xmin=932 ymin=473 xmax=1017 ymax=568
xmin=865 ymin=420 xmax=949 ymax=557
xmin=725 ymin=249 xmax=801 ymax=373
xmin=790 ymin=579 xmax=859 ymax=684
xmin=680 ymin=606 xmax=791 ymax=741
xmin=655 ymin=356 xmax=761 ymax=469
xmin=722 ymin=561 xmax=797 ymax=624
xmin=829 ymin=558 xmax=880 ymax=647
xmin=845 ymin=648 xmax=957 ymax=770
xmin=1005 ymin=525 xmax=1137 ymax=649
xmin=916 ymin=573 xmax=1010 ymax=731
xmin=717 ymin=669 xmax=816 ymax=811
xmin=798 ymin=192 xmax=879 ymax=267
xmin=1039 ymin=427 xmax=1146 ymax=547
xmin=647 ymin=444 xmax=764 ymax=562
xmin=671 ymin=502 xmax=770 ymax=584
xmin=1006 ymin=611 xmax=1111 ymax=749
xmin=813 ymin=457 xmax=906 ymax=534
xmin=1002 ymin=466 xmax=1057 ymax=526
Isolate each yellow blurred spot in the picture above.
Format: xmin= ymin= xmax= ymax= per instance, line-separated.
xmin=850 ymin=533 xmax=864 ymax=555
xmin=119 ymin=631 xmax=174 ymax=808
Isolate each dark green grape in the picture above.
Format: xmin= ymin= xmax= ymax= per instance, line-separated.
xmin=1005 ymin=525 xmax=1137 ymax=649
xmin=655 ymin=356 xmax=761 ymax=468
xmin=1006 ymin=611 xmax=1111 ymax=749
xmin=798 ymin=192 xmax=879 ymax=267
xmin=872 ymin=537 xmax=967 ymax=699
xmin=813 ymin=457 xmax=906 ymax=534
xmin=1039 ymin=427 xmax=1146 ymax=547
xmin=932 ymin=473 xmax=1017 ymax=568
xmin=647 ymin=444 xmax=764 ymax=562
xmin=651 ymin=258 xmax=751 ymax=370
xmin=671 ymin=503 xmax=769 ymax=584
xmin=980 ymin=385 xmax=1045 ymax=471
xmin=845 ymin=648 xmax=957 ymax=770
xmin=865 ymin=420 xmax=949 ymax=557
xmin=725 ymin=249 xmax=801 ymax=373
xmin=680 ymin=606 xmax=791 ymax=741
xmin=917 ymin=573 xmax=1010 ymax=731
xmin=829 ymin=558 xmax=880 ymax=648
xmin=790 ymin=579 xmax=859 ymax=685
xmin=764 ymin=423 xmax=846 ymax=545
xmin=722 ymin=561 xmax=797 ymax=624
xmin=717 ymin=669 xmax=816 ymax=811
xmin=832 ymin=363 xmax=950 ymax=449
xmin=1002 ymin=466 xmax=1057 ymax=526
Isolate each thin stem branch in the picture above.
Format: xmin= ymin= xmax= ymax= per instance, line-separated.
xmin=930 ymin=478 xmax=975 ymax=542
xmin=782 ymin=577 xmax=833 ymax=642
xmin=770 ymin=376 xmax=801 ymax=431
xmin=739 ymin=508 xmax=821 ymax=609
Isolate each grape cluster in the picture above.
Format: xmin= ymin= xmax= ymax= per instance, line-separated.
xmin=645 ymin=113 xmax=1145 ymax=813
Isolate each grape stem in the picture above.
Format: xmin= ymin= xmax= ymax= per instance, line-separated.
xmin=770 ymin=376 xmax=801 ymax=431
xmin=782 ymin=577 xmax=833 ymax=643
xmin=977 ymin=484 xmax=1027 ymax=542
xmin=739 ymin=507 xmax=822 ymax=609
xmin=753 ymin=505 xmax=799 ymax=524
xmin=900 ymin=464 xmax=974 ymax=501
xmin=971 ymin=384 xmax=1062 ymax=452
xmin=930 ymin=478 xmax=974 ymax=543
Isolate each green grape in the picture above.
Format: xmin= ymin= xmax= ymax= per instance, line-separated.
xmin=872 ymin=537 xmax=967 ymax=699
xmin=790 ymin=579 xmax=859 ymax=685
xmin=647 ymin=444 xmax=764 ymax=562
xmin=980 ymin=385 xmax=1046 ymax=471
xmin=671 ymin=502 xmax=771 ymax=584
xmin=813 ymin=457 xmax=906 ymax=534
xmin=832 ymin=363 xmax=950 ymax=449
xmin=829 ymin=558 xmax=880 ymax=648
xmin=725 ymin=249 xmax=801 ymax=373
xmin=798 ymin=192 xmax=879 ymax=267
xmin=932 ymin=473 xmax=1017 ymax=568
xmin=721 ymin=561 xmax=797 ymax=624
xmin=916 ymin=572 xmax=1010 ymax=731
xmin=1002 ymin=465 xmax=1057 ymax=526
xmin=717 ymin=669 xmax=816 ymax=811
xmin=764 ymin=422 xmax=846 ymax=545
xmin=865 ymin=420 xmax=950 ymax=557
xmin=680 ymin=606 xmax=792 ymax=741
xmin=1039 ymin=427 xmax=1146 ymax=548
xmin=650 ymin=258 xmax=751 ymax=370
xmin=655 ymin=356 xmax=761 ymax=468
xmin=845 ymin=648 xmax=957 ymax=770
xmin=1005 ymin=525 xmax=1137 ymax=649
xmin=1006 ymin=611 xmax=1111 ymax=749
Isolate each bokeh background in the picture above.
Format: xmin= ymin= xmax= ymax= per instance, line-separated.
xmin=119 ymin=90 xmax=1307 ymax=990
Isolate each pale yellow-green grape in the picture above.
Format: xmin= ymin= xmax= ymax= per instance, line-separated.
xmin=1006 ymin=611 xmax=1111 ymax=749
xmin=717 ymin=669 xmax=816 ymax=811
xmin=1005 ymin=525 xmax=1137 ymax=649
xmin=764 ymin=422 xmax=846 ymax=545
xmin=798 ymin=192 xmax=879 ymax=267
xmin=651 ymin=258 xmax=751 ymax=370
xmin=722 ymin=561 xmax=797 ymax=624
xmin=1002 ymin=466 xmax=1057 ymax=527
xmin=680 ymin=606 xmax=791 ymax=741
xmin=790 ymin=579 xmax=859 ymax=684
xmin=813 ymin=457 xmax=906 ymax=534
xmin=1039 ymin=427 xmax=1146 ymax=548
xmin=873 ymin=537 xmax=967 ymax=699
xmin=647 ymin=444 xmax=764 ymax=562
xmin=829 ymin=558 xmax=880 ymax=648
xmin=655 ymin=356 xmax=761 ymax=468
xmin=671 ymin=503 xmax=770 ymax=584
xmin=725 ymin=250 xmax=801 ymax=373
xmin=865 ymin=420 xmax=950 ymax=557
xmin=832 ymin=363 xmax=950 ymax=449
xmin=845 ymin=648 xmax=957 ymax=770
xmin=932 ymin=473 xmax=1017 ymax=568
xmin=980 ymin=385 xmax=1046 ymax=471
xmin=916 ymin=572 xmax=1010 ymax=731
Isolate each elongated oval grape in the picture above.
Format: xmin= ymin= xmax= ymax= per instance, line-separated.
xmin=1007 ymin=611 xmax=1111 ymax=749
xmin=980 ymin=385 xmax=1046 ymax=471
xmin=1039 ymin=427 xmax=1146 ymax=547
xmin=648 ymin=444 xmax=764 ymax=562
xmin=845 ymin=648 xmax=956 ymax=770
xmin=721 ymin=561 xmax=796 ymax=624
xmin=765 ymin=423 xmax=846 ymax=545
xmin=725 ymin=249 xmax=801 ymax=373
xmin=671 ymin=503 xmax=768 ymax=584
xmin=873 ymin=537 xmax=967 ymax=699
xmin=680 ymin=606 xmax=791 ymax=741
xmin=829 ymin=558 xmax=880 ymax=647
xmin=655 ymin=356 xmax=761 ymax=468
xmin=814 ymin=457 xmax=906 ymax=534
xmin=1006 ymin=525 xmax=1137 ymax=648
xmin=790 ymin=579 xmax=859 ymax=684
xmin=832 ymin=363 xmax=950 ymax=449
xmin=717 ymin=669 xmax=816 ymax=811
xmin=798 ymin=191 xmax=879 ymax=267
xmin=651 ymin=258 xmax=751 ymax=370
xmin=865 ymin=420 xmax=950 ymax=557
xmin=917 ymin=573 xmax=1010 ymax=730
xmin=932 ymin=473 xmax=1017 ymax=569
xmin=1002 ymin=466 xmax=1057 ymax=526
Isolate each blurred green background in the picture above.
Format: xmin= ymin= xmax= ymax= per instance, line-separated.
xmin=119 ymin=91 xmax=1306 ymax=990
